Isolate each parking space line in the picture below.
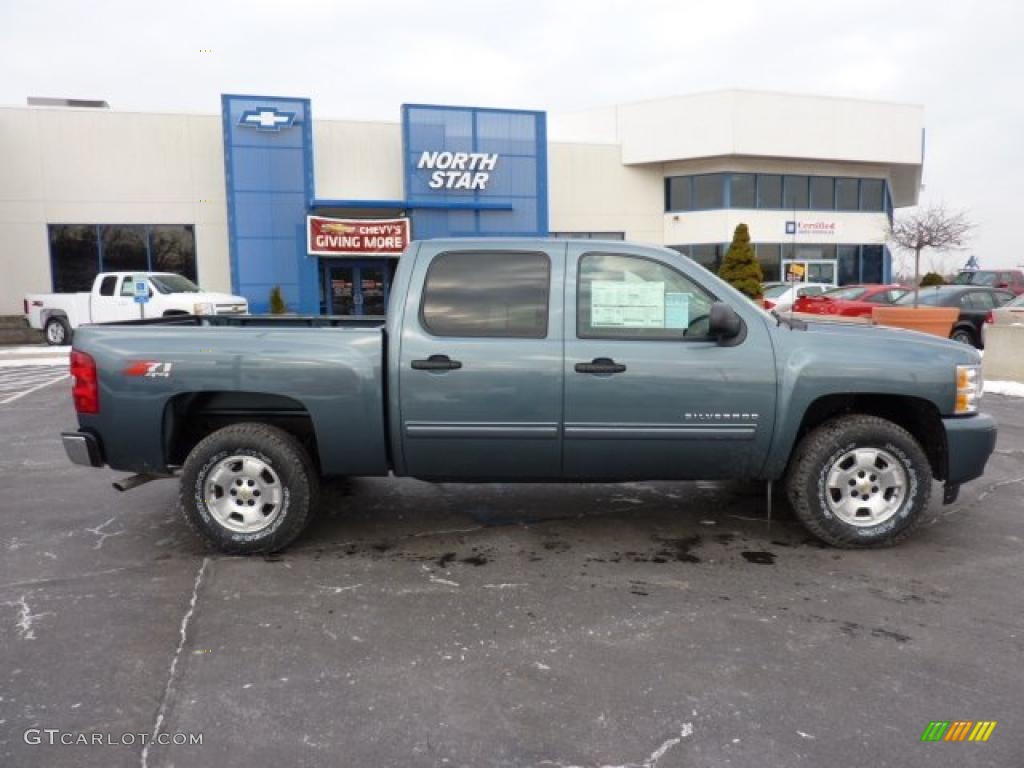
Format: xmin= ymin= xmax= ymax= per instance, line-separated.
xmin=0 ymin=372 xmax=69 ymax=405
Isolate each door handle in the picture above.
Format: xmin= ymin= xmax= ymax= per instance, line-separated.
xmin=411 ymin=354 xmax=463 ymax=371
xmin=574 ymin=357 xmax=627 ymax=375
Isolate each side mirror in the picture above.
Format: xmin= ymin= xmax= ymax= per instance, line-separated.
xmin=996 ymin=282 xmax=1009 ymax=289
xmin=709 ymin=301 xmax=743 ymax=342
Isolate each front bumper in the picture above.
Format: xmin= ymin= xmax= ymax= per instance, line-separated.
xmin=943 ymin=413 xmax=997 ymax=486
xmin=61 ymin=430 xmax=103 ymax=468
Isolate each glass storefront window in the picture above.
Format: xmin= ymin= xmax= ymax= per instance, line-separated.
xmin=836 ymin=178 xmax=859 ymax=210
xmin=48 ymin=224 xmax=199 ymax=292
xmin=665 ymin=177 xmax=692 ymax=211
xmin=783 ymin=176 xmax=810 ymax=210
xmin=860 ymin=179 xmax=885 ymax=211
xmin=692 ymin=174 xmax=725 ymax=210
xmin=756 ymin=243 xmax=781 ymax=282
xmin=730 ymin=174 xmax=756 ymax=208
xmin=862 ymin=245 xmax=884 ymax=283
xmin=809 ymin=177 xmax=834 ymax=210
xmin=49 ymin=225 xmax=99 ymax=293
xmin=838 ymin=245 xmax=860 ymax=284
xmin=690 ymin=244 xmax=721 ymax=272
xmin=757 ymin=175 xmax=783 ymax=208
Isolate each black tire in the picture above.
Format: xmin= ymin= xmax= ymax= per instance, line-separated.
xmin=950 ymin=326 xmax=977 ymax=347
xmin=785 ymin=415 xmax=932 ymax=548
xmin=179 ymin=423 xmax=319 ymax=554
xmin=44 ymin=316 xmax=71 ymax=346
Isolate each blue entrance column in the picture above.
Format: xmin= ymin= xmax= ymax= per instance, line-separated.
xmin=221 ymin=95 xmax=318 ymax=314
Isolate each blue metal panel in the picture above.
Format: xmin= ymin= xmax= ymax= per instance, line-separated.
xmin=401 ymin=104 xmax=548 ymax=238
xmin=221 ymin=94 xmax=318 ymax=314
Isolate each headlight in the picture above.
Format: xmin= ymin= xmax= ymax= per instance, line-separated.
xmin=193 ymin=302 xmax=215 ymax=316
xmin=955 ymin=364 xmax=983 ymax=414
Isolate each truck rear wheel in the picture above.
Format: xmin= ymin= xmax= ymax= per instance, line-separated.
xmin=785 ymin=415 xmax=932 ymax=548
xmin=44 ymin=316 xmax=71 ymax=346
xmin=179 ymin=423 xmax=318 ymax=554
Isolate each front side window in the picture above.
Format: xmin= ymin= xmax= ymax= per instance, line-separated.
xmin=150 ymin=274 xmax=200 ymax=294
xmin=119 ymin=277 xmax=137 ymax=297
xmin=577 ymin=253 xmax=715 ymax=340
xmin=421 ymin=251 xmax=549 ymax=338
xmin=98 ymin=275 xmax=117 ymax=296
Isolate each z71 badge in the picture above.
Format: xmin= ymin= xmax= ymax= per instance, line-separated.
xmin=122 ymin=361 xmax=173 ymax=378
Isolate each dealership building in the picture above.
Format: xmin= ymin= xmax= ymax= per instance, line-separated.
xmin=0 ymin=90 xmax=924 ymax=315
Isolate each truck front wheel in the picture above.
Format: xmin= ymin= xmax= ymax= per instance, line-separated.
xmin=785 ymin=415 xmax=932 ymax=548
xmin=179 ymin=423 xmax=318 ymax=554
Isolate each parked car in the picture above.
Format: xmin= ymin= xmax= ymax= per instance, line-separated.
xmin=61 ymin=239 xmax=995 ymax=554
xmin=953 ymin=269 xmax=1024 ymax=296
xmin=983 ymin=293 xmax=1024 ymax=347
xmin=895 ymin=285 xmax=1016 ymax=348
xmin=25 ymin=272 xmax=248 ymax=345
xmin=791 ymin=284 xmax=908 ymax=318
xmin=761 ymin=281 xmax=835 ymax=312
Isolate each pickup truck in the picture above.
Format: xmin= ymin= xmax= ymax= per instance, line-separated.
xmin=60 ymin=238 xmax=997 ymax=554
xmin=25 ymin=271 xmax=248 ymax=345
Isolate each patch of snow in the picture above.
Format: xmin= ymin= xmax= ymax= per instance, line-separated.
xmin=985 ymin=380 xmax=1024 ymax=398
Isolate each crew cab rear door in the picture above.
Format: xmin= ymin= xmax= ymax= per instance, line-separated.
xmin=397 ymin=242 xmax=565 ymax=479
xmin=562 ymin=243 xmax=777 ymax=480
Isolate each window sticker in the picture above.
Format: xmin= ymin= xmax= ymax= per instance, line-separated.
xmin=591 ymin=280 xmax=665 ymax=328
xmin=664 ymin=292 xmax=690 ymax=329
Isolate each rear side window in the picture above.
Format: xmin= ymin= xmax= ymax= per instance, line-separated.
xmin=98 ymin=276 xmax=117 ymax=296
xmin=420 ymin=251 xmax=550 ymax=338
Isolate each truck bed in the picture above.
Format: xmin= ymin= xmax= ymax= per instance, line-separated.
xmin=71 ymin=316 xmax=389 ymax=477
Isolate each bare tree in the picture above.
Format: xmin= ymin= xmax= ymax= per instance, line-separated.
xmin=888 ymin=205 xmax=974 ymax=307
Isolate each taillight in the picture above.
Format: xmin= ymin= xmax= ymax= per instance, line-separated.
xmin=763 ymin=300 xmax=776 ymax=310
xmin=70 ymin=349 xmax=99 ymax=414
xmin=985 ymin=311 xmax=994 ymax=324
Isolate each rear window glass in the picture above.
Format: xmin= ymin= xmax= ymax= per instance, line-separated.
xmin=762 ymin=284 xmax=791 ymax=299
xmin=420 ymin=251 xmax=550 ymax=338
xmin=821 ymin=286 xmax=868 ymax=301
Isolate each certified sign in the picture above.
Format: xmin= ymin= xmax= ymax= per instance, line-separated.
xmin=786 ymin=220 xmax=838 ymax=236
xmin=307 ymin=216 xmax=410 ymax=256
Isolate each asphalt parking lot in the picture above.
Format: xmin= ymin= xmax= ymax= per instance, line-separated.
xmin=1 ymin=378 xmax=1021 ymax=768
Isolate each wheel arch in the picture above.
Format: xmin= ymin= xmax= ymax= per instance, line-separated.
xmin=787 ymin=393 xmax=947 ymax=480
xmin=164 ymin=391 xmax=320 ymax=471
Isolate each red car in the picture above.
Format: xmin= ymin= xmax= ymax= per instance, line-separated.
xmin=791 ymin=284 xmax=908 ymax=318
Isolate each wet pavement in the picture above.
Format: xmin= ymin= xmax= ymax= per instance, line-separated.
xmin=1 ymin=382 xmax=1022 ymax=767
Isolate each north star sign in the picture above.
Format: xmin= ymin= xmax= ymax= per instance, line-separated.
xmin=417 ymin=151 xmax=499 ymax=190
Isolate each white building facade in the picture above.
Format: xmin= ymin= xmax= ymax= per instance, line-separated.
xmin=0 ymin=90 xmax=923 ymax=315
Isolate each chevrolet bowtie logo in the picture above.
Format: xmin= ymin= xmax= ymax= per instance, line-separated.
xmin=238 ymin=107 xmax=296 ymax=132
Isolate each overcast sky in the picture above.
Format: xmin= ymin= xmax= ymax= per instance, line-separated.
xmin=2 ymin=0 xmax=1021 ymax=269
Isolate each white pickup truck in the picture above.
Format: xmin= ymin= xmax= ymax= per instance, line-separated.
xmin=24 ymin=272 xmax=248 ymax=345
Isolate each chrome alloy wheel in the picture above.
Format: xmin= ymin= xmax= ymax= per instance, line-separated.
xmin=205 ymin=455 xmax=284 ymax=533
xmin=46 ymin=321 xmax=65 ymax=344
xmin=824 ymin=447 xmax=908 ymax=527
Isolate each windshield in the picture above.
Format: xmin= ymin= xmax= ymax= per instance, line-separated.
xmin=895 ymin=289 xmax=948 ymax=306
xmin=820 ymin=286 xmax=868 ymax=301
xmin=955 ymin=271 xmax=996 ymax=286
xmin=149 ymin=274 xmax=200 ymax=294
xmin=762 ymin=284 xmax=791 ymax=299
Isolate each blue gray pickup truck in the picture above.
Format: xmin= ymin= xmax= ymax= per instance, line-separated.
xmin=61 ymin=238 xmax=996 ymax=553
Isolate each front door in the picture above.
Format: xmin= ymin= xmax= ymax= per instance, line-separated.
xmin=397 ymin=243 xmax=565 ymax=480
xmin=563 ymin=244 xmax=777 ymax=480
xmin=323 ymin=260 xmax=390 ymax=316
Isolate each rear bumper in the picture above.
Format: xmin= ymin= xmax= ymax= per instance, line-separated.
xmin=943 ymin=413 xmax=997 ymax=486
xmin=61 ymin=430 xmax=103 ymax=468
